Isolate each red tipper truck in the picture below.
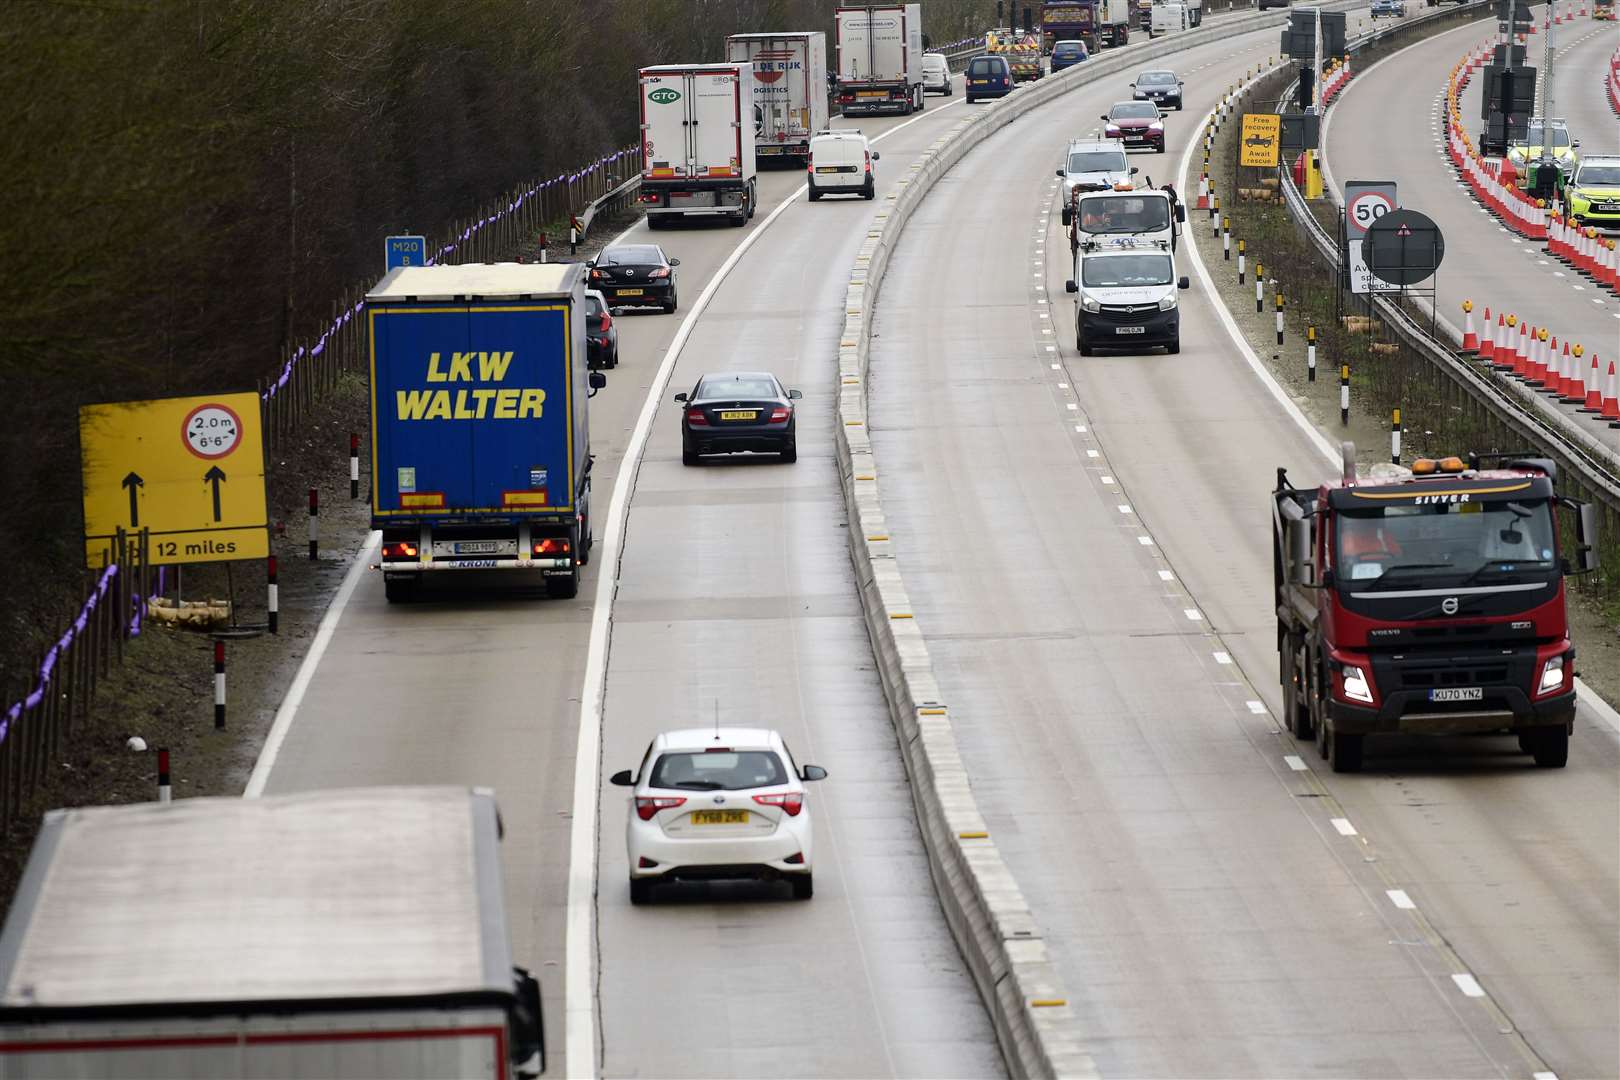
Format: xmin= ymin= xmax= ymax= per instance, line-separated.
xmin=1272 ymin=444 xmax=1598 ymax=772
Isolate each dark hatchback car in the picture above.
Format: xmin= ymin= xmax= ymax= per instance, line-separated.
xmin=1102 ymin=100 xmax=1166 ymax=152
xmin=1050 ymin=40 xmax=1089 ymax=72
xmin=584 ymin=290 xmax=617 ymax=369
xmin=965 ymin=55 xmax=1014 ymax=102
xmin=674 ymin=372 xmax=803 ymax=465
xmin=1131 ymin=69 xmax=1183 ymax=110
xmin=589 ymin=244 xmax=680 ymax=313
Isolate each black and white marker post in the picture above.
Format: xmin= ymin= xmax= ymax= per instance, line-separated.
xmin=158 ymin=748 xmax=171 ymax=803
xmin=1340 ymin=364 xmax=1351 ymax=425
xmin=1391 ymin=408 xmax=1402 ymax=464
xmin=308 ymin=488 xmax=319 ymax=560
xmin=349 ymin=433 xmax=360 ymax=499
xmin=267 ymin=555 xmax=279 ymax=635
xmin=1307 ymin=325 xmax=1317 ymax=381
xmin=213 ymin=641 xmax=225 ymax=730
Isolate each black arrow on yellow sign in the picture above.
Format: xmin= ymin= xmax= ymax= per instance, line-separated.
xmin=121 ymin=471 xmax=143 ymax=527
xmin=204 ymin=466 xmax=227 ymax=523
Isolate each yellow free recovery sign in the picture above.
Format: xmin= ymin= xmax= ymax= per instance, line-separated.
xmin=1239 ymin=113 xmax=1281 ymax=168
xmin=80 ymin=392 xmax=268 ymax=568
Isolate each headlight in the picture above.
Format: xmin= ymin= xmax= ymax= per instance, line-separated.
xmin=1080 ymin=294 xmax=1101 ymax=313
xmin=1537 ymin=654 xmax=1566 ymax=695
xmin=1341 ymin=664 xmax=1374 ymax=704
xmin=1158 ymin=293 xmax=1177 ymax=311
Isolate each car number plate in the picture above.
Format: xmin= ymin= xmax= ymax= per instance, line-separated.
xmin=816 ymin=166 xmax=840 ymax=173
xmin=1429 ymin=687 xmax=1484 ymax=702
xmin=691 ymin=810 xmax=749 ymax=825
xmin=617 ymin=288 xmax=644 ymax=296
xmin=971 ymin=79 xmax=987 ymax=84
xmin=1115 ymin=326 xmax=1146 ymax=334
xmin=719 ymin=410 xmax=757 ymax=420
xmin=455 ymin=542 xmax=500 ymax=554
xmin=858 ymin=91 xmax=886 ymax=98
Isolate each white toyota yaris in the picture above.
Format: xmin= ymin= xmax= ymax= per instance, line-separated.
xmin=611 ymin=727 xmax=826 ymax=904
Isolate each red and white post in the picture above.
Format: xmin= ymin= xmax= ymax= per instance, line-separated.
xmin=158 ymin=748 xmax=171 ymax=803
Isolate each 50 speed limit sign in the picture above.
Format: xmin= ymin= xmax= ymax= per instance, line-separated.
xmin=1344 ymin=180 xmax=1397 ymax=240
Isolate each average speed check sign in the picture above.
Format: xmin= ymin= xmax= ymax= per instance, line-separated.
xmin=1343 ymin=180 xmax=1398 ymax=295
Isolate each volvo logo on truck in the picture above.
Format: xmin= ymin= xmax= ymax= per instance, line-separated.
xmin=648 ymin=87 xmax=681 ymax=104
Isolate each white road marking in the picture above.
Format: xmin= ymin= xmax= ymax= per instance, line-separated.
xmin=1452 ymin=973 xmax=1486 ymax=998
xmin=1284 ymin=755 xmax=1308 ymax=771
xmin=1067 ymin=402 xmax=1079 ymax=410
xmin=1058 ymin=381 xmax=1069 ymax=388
xmin=1158 ymin=569 xmax=1175 ymax=581
xmin=1214 ymin=651 xmax=1232 ymax=664
xmin=1087 ymin=449 xmax=1100 ymax=458
xmin=1387 ymin=889 xmax=1416 ymax=910
xmin=243 ymin=530 xmax=381 ymax=797
xmin=1183 ymin=608 xmax=1202 ymax=620
xmin=1100 ymin=474 xmax=1114 ymax=483
xmin=1248 ymin=700 xmax=1268 ymax=714
xmin=1138 ymin=535 xmax=1155 ymax=546
xmin=1331 ymin=817 xmax=1358 ymax=836
xmin=1118 ymin=504 xmax=1133 ymax=514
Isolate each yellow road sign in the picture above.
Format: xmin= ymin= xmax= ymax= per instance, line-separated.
xmin=1239 ymin=113 xmax=1281 ymax=168
xmin=80 ymin=392 xmax=268 ymax=568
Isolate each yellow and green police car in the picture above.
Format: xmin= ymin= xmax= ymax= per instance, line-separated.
xmin=1564 ymin=156 xmax=1620 ymax=232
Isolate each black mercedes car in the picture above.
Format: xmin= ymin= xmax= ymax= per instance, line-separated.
xmin=589 ymin=244 xmax=679 ymax=313
xmin=674 ymin=371 xmax=802 ymax=465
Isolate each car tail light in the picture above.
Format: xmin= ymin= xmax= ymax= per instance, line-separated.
xmin=382 ymin=542 xmax=418 ymax=559
xmin=648 ymin=266 xmax=670 ymax=279
xmin=753 ymin=791 xmax=803 ymax=816
xmin=638 ymin=857 xmax=660 ymax=868
xmin=768 ymin=406 xmax=791 ymax=424
xmin=864 ymin=151 xmax=872 ymax=173
xmin=533 ymin=537 xmax=571 ymax=556
xmin=784 ymin=852 xmax=804 ymax=864
xmin=589 ymin=269 xmax=604 ymax=281
xmin=686 ymin=407 xmax=709 ymax=427
xmin=635 ymin=796 xmax=686 ymax=821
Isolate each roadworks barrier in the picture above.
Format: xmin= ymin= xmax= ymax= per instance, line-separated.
xmin=829 ymin=4 xmax=1355 ymax=1075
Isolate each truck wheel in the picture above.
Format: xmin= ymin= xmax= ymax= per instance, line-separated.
xmin=915 ymin=86 xmax=925 ymax=111
xmin=1282 ymin=640 xmax=1315 ymax=740
xmin=629 ymin=878 xmax=655 ymax=905
xmin=1330 ymin=732 xmax=1364 ymax=773
xmin=384 ymin=577 xmax=417 ymax=604
xmin=577 ymin=514 xmax=592 ymax=567
xmin=1528 ymin=727 xmax=1569 ymax=768
xmin=646 ymin=215 xmax=665 ymax=230
xmin=747 ymin=180 xmax=758 ymax=219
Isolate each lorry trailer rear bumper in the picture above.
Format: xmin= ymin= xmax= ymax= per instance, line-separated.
xmin=1329 ymin=687 xmax=1575 ymax=735
xmin=383 ymin=558 xmax=573 ymax=572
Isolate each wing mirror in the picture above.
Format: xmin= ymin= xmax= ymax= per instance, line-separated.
xmin=871 ymin=151 xmax=881 ymax=160
xmin=1178 ymin=276 xmax=1190 ymax=290
xmin=1056 ymin=168 xmax=1065 ymax=178
xmin=1130 ymin=167 xmax=1140 ymax=176
xmin=1100 ymin=114 xmax=1109 ymax=122
xmin=609 ymin=769 xmax=635 ymax=786
xmin=1065 ymin=279 xmax=1078 ymax=293
xmin=787 ymin=389 xmax=804 ymax=400
xmin=668 ymin=257 xmax=681 ymax=267
xmin=800 ymin=765 xmax=828 ymax=781
xmin=1175 ymin=205 xmax=1186 ymax=222
xmin=588 ymin=371 xmax=607 ymax=396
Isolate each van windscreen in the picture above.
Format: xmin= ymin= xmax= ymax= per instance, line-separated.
xmin=1076 ymin=196 xmax=1169 ymax=233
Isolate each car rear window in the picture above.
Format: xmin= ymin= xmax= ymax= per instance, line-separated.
xmin=1069 ymin=150 xmax=1128 ymax=173
xmin=599 ymin=245 xmax=662 ymax=266
xmin=1054 ymin=44 xmax=1083 ymax=57
xmin=698 ymin=376 xmax=778 ymax=399
xmin=651 ymin=750 xmax=788 ymax=791
xmin=969 ymin=57 xmax=1005 ymax=75
xmin=585 ymin=295 xmax=604 ymax=315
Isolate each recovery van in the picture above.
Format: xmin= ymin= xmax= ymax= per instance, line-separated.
xmin=835 ymin=4 xmax=926 ymax=115
xmin=1064 ymin=183 xmax=1185 ymax=253
xmin=367 ymin=262 xmax=606 ymax=603
xmin=1273 ymin=448 xmax=1598 ymax=771
xmin=725 ymin=33 xmax=829 ymax=166
xmin=0 ymin=787 xmax=545 ymax=1080
xmin=639 ymin=63 xmax=759 ymax=227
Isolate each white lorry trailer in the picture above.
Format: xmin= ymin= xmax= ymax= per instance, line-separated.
xmin=638 ymin=63 xmax=759 ymax=227
xmin=0 ymin=787 xmax=545 ymax=1079
xmin=834 ymin=4 xmax=925 ymax=116
xmin=725 ymin=32 xmax=829 ymax=165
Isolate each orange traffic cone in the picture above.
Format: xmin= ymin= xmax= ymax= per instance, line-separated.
xmin=1461 ymin=300 xmax=1479 ymax=352
xmin=1478 ymin=307 xmax=1497 ymax=363
xmin=1582 ymin=354 xmax=1604 ymax=412
xmin=1603 ymin=362 xmax=1620 ymax=425
xmin=1561 ymin=342 xmax=1585 ymax=403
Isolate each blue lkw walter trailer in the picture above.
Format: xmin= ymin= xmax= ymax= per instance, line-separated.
xmin=367 ymin=262 xmax=605 ymax=602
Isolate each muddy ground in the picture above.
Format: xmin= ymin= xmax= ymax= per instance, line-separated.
xmin=0 ymin=210 xmax=640 ymax=909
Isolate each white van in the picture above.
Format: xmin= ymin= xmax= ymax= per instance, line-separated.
xmin=808 ymin=129 xmax=879 ymax=200
xmin=1064 ymin=235 xmax=1191 ymax=355
xmin=1150 ymin=1 xmax=1187 ymax=35
xmin=921 ymin=53 xmax=953 ymax=95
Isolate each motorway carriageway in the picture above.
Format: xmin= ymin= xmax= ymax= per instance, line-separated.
xmin=869 ymin=11 xmax=1618 ymax=1080
xmin=1325 ymin=7 xmax=1620 ymax=454
xmin=238 ymin=14 xmax=1299 ymax=1075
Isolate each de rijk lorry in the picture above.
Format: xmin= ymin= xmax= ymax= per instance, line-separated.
xmin=724 ymin=33 xmax=829 ymax=165
xmin=0 ymin=787 xmax=545 ymax=1080
xmin=638 ymin=63 xmax=759 ymax=227
xmin=835 ymin=4 xmax=926 ymax=115
xmin=368 ymin=262 xmax=606 ymax=603
xmin=1273 ymin=445 xmax=1598 ymax=772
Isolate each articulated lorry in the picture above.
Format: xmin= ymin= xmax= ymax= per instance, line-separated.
xmin=368 ymin=262 xmax=606 ymax=603
xmin=1041 ymin=0 xmax=1101 ymax=52
xmin=639 ymin=63 xmax=759 ymax=227
xmin=835 ymin=4 xmax=926 ymax=115
xmin=1273 ymin=445 xmax=1598 ymax=772
xmin=0 ymin=787 xmax=545 ymax=1079
xmin=725 ymin=33 xmax=828 ymax=165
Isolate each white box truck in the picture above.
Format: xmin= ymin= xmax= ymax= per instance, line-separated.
xmin=639 ymin=63 xmax=759 ymax=228
xmin=835 ymin=4 xmax=925 ymax=116
xmin=0 ymin=788 xmax=545 ymax=1080
xmin=1100 ymin=0 xmax=1134 ymax=45
xmin=725 ymin=32 xmax=829 ymax=166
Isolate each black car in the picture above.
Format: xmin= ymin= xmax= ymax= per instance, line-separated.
xmin=965 ymin=55 xmax=1014 ymax=102
xmin=1131 ymin=70 xmax=1183 ymax=110
xmin=589 ymin=244 xmax=680 ymax=313
xmin=674 ymin=371 xmax=802 ymax=465
xmin=584 ymin=290 xmax=618 ymax=369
